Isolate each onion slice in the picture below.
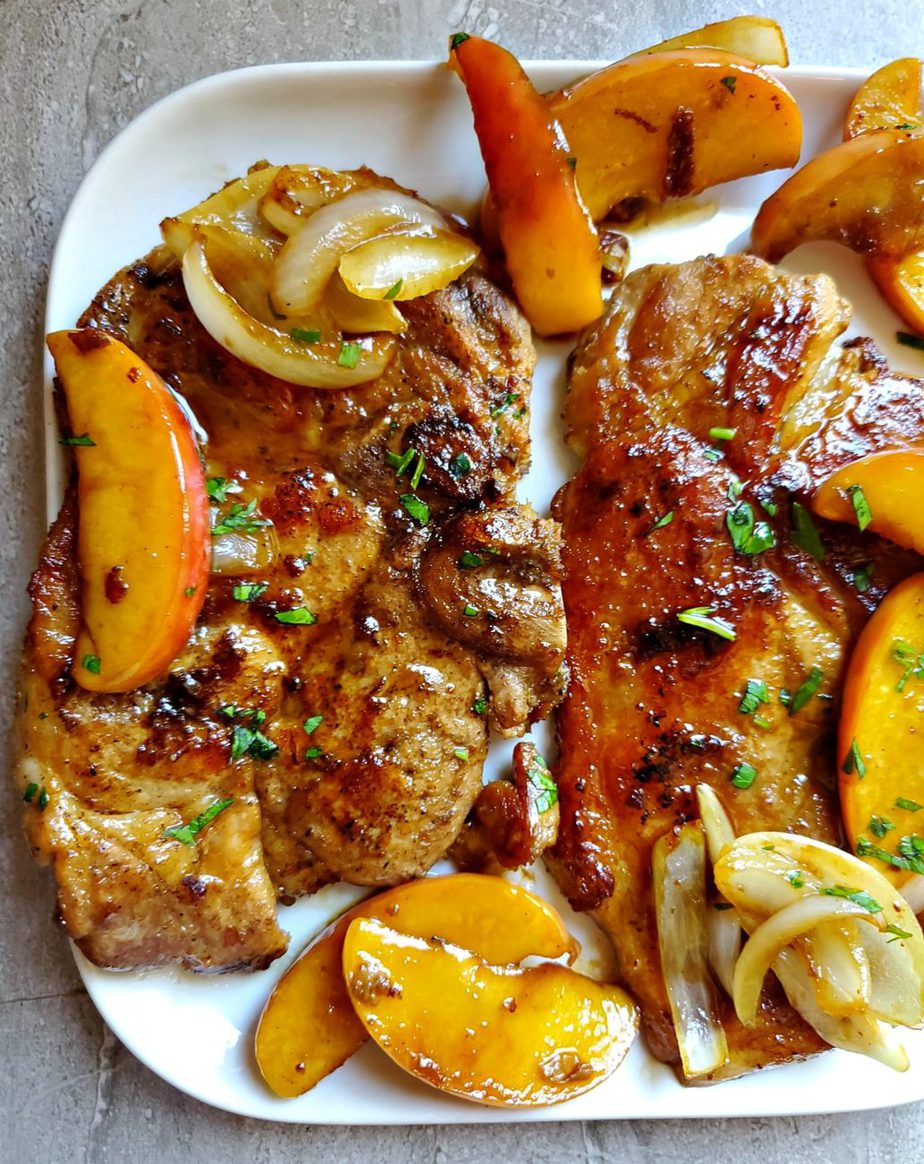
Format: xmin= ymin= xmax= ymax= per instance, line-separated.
xmin=181 ymin=241 xmax=394 ymax=389
xmin=695 ymin=785 xmax=735 ymax=865
xmin=339 ymin=229 xmax=480 ymax=300
xmin=271 ymin=188 xmax=446 ymax=315
xmin=653 ymin=824 xmax=728 ymax=1078
xmin=325 ymin=271 xmax=406 ymax=335
xmin=809 ymin=921 xmax=872 ymax=1016
xmin=259 ymin=164 xmax=362 ymax=237
xmin=732 ymin=894 xmax=878 ymax=1025
xmin=171 ymin=164 xmax=281 ymax=237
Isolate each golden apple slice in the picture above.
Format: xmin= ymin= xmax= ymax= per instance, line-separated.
xmin=751 ymin=130 xmax=924 ymax=262
xmin=868 ymin=250 xmax=924 ymax=334
xmin=47 ymin=329 xmax=209 ymax=692
xmin=342 ymin=917 xmax=637 ymax=1107
xmin=812 ymin=449 xmax=924 ymax=554
xmin=255 ymin=873 xmax=579 ymax=1098
xmin=845 ymin=58 xmax=922 ymax=140
xmin=637 ymin=16 xmax=789 ymax=66
xmin=548 ymin=50 xmax=801 ymax=221
xmin=839 ymin=571 xmax=924 ymax=870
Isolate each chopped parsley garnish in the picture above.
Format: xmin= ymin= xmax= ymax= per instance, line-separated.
xmin=703 ymin=448 xmax=723 ymax=462
xmin=851 ymin=562 xmax=875 ymax=593
xmin=164 ymin=797 xmax=234 ymax=845
xmin=791 ymin=501 xmax=825 ymax=561
xmin=763 ymin=500 xmax=778 ymax=517
xmin=409 ymin=452 xmax=425 ymax=491
xmin=789 ymin=666 xmax=824 ymax=715
xmin=462 ymin=603 xmax=479 ymax=618
xmin=212 ymin=499 xmax=268 ymax=536
xmin=338 ymin=341 xmax=362 ymax=368
xmin=709 ymin=426 xmax=736 ymax=441
xmin=185 ymin=586 xmax=197 ymax=597
xmin=450 ymin=31 xmax=470 ymax=49
xmin=896 ymin=797 xmax=923 ymax=813
xmin=490 ymin=392 xmax=520 ymax=419
xmin=399 ymin=493 xmax=429 ymax=526
xmin=303 ymin=715 xmax=323 ymax=735
xmin=37 ymin=787 xmax=49 ymax=810
xmin=290 ymin=327 xmax=322 ymax=344
xmin=869 ymin=814 xmax=895 ymax=838
xmin=449 ymin=451 xmax=472 ymax=478
xmin=304 ymin=746 xmax=323 ymax=760
xmin=858 ymin=834 xmax=924 ymax=875
xmin=386 ymin=446 xmax=417 ymax=475
xmin=676 ymin=605 xmax=736 ymax=641
xmin=232 ymin=581 xmax=267 ymax=602
xmin=892 ymin=639 xmax=924 ymax=692
xmin=206 ymin=476 xmax=234 ymax=503
xmin=23 ymin=783 xmax=38 ymax=804
xmin=219 ymin=705 xmax=266 ymax=727
xmin=821 ymin=885 xmax=882 ymax=913
xmin=847 ymin=484 xmax=873 ymax=532
xmin=59 ymin=433 xmax=95 ymax=447
xmin=897 ymin=331 xmax=924 ymax=352
xmin=726 ymin=500 xmax=776 ymax=555
xmin=453 ymin=747 xmax=470 ymax=761
xmin=274 ymin=607 xmax=317 ymax=625
xmin=82 ymin=654 xmax=101 ymax=675
xmin=230 ymin=724 xmax=277 ymax=761
xmin=785 ymin=870 xmax=805 ymax=888
xmin=842 ymin=738 xmax=866 ymax=779
xmin=648 ymin=511 xmax=674 ymax=533
xmin=383 ymin=279 xmax=403 ymax=300
xmin=458 ymin=550 xmax=485 ymax=569
xmin=731 ymin=762 xmax=757 ymax=790
xmin=473 ymin=696 xmax=488 ymax=715
xmin=526 ymin=753 xmax=558 ymax=814
xmin=739 ymin=678 xmax=770 ymax=716
xmin=720 ymin=75 xmax=737 ymax=93
xmin=886 ymin=924 xmax=913 ymax=942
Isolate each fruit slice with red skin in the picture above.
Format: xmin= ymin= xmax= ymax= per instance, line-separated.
xmin=812 ymin=449 xmax=924 ymax=555
xmin=449 ymin=33 xmax=602 ymax=336
xmin=255 ymin=872 xmax=579 ymax=1098
xmin=47 ymin=329 xmax=209 ymax=692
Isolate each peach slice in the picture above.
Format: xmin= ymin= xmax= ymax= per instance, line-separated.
xmin=839 ymin=572 xmax=924 ymax=882
xmin=812 ymin=449 xmax=924 ymax=555
xmin=845 ymin=58 xmax=922 ymax=140
xmin=255 ymin=873 xmax=578 ymax=1098
xmin=47 ymin=330 xmax=209 ymax=693
xmin=751 ymin=130 xmax=924 ymax=263
xmin=342 ymin=917 xmax=637 ymax=1107
xmin=449 ymin=33 xmax=603 ymax=335
xmin=637 ymin=17 xmax=788 ymax=66
xmin=548 ymin=50 xmax=801 ymax=222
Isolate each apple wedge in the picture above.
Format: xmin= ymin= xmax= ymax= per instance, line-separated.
xmin=47 ymin=329 xmax=209 ymax=693
xmin=342 ymin=917 xmax=637 ymax=1107
xmin=845 ymin=57 xmax=922 ymax=140
xmin=255 ymin=873 xmax=579 ymax=1098
xmin=812 ymin=449 xmax=924 ymax=555
xmin=548 ymin=50 xmax=802 ymax=221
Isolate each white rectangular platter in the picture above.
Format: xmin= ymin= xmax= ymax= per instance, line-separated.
xmin=46 ymin=59 xmax=924 ymax=1123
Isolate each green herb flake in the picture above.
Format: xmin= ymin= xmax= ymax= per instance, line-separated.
xmin=491 ymin=392 xmax=520 ymax=419
xmin=82 ymin=654 xmax=101 ymax=675
xmin=720 ymin=75 xmax=737 ymax=93
xmin=821 ymin=885 xmax=882 ymax=914
xmin=847 ymin=484 xmax=873 ymax=532
xmin=473 ymin=696 xmax=488 ymax=715
xmin=886 ymin=923 xmax=913 ymax=942
xmin=785 ymin=870 xmax=805 ymax=889
xmin=753 ymin=714 xmax=771 ymax=730
xmin=676 ymin=605 xmax=736 ymax=641
xmin=304 ymin=745 xmax=323 ymax=760
xmin=274 ymin=607 xmax=317 ymax=626
xmin=856 ymin=836 xmax=924 ymax=875
xmin=450 ymin=31 xmax=470 ymax=49
xmin=164 ymin=797 xmax=234 ymax=845
xmin=726 ymin=499 xmax=776 ymax=555
xmin=458 ymin=550 xmax=485 ymax=569
xmin=738 ymin=678 xmax=770 ymax=716
xmin=206 ymin=476 xmax=233 ymax=503
xmin=852 ymin=562 xmax=875 ymax=593
xmin=409 ymin=452 xmax=425 ymax=491
xmin=791 ymin=501 xmax=826 ymax=561
xmin=649 ymin=511 xmax=674 ymax=533
xmin=23 ymin=782 xmax=38 ymax=804
xmin=399 ymin=493 xmax=429 ymax=526
xmin=842 ymin=738 xmax=866 ymax=780
xmin=731 ymin=762 xmax=757 ymax=790
xmin=527 ymin=754 xmax=558 ymax=814
xmin=789 ymin=665 xmax=824 ymax=715
xmin=453 ymin=747 xmax=470 ymax=761
xmin=248 ymin=731 xmax=278 ymax=760
xmin=869 ymin=814 xmax=895 ymax=838
xmin=703 ymin=448 xmax=723 ymax=462
xmin=896 ymin=797 xmax=923 ymax=813
xmin=897 ymin=331 xmax=924 ymax=352
xmin=232 ymin=581 xmax=268 ymax=602
xmin=290 ymin=327 xmax=322 ymax=344
xmin=709 ymin=426 xmax=737 ymax=441
xmin=764 ymin=501 xmax=778 ymax=516
xmin=37 ymin=787 xmax=49 ymax=810
xmin=59 ymin=433 xmax=96 ymax=447
xmin=212 ymin=498 xmax=268 ymax=536
xmin=303 ymin=715 xmax=323 ymax=736
xmin=383 ymin=279 xmax=403 ymax=300
xmin=892 ymin=638 xmax=924 ymax=692
xmin=337 ymin=341 xmax=362 ymax=369
xmin=462 ymin=603 xmax=479 ymax=618
xmin=449 ymin=451 xmax=472 ymax=479
xmin=184 ymin=586 xmax=197 ymax=597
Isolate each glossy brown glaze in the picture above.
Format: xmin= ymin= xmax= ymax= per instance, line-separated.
xmin=551 ymin=255 xmax=924 ymax=1079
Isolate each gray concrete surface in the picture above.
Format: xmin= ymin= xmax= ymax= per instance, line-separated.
xmin=3 ymin=1 xmax=924 ymax=1159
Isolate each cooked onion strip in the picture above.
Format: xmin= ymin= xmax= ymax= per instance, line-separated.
xmin=181 ymin=241 xmax=394 ymax=389
xmin=272 ymin=188 xmax=446 ymax=315
xmin=259 ymin=164 xmax=362 ymax=237
xmin=707 ymin=907 xmax=741 ymax=999
xmin=172 ymin=164 xmax=281 ymax=237
xmin=733 ymin=894 xmax=878 ymax=1025
xmin=653 ymin=824 xmax=728 ymax=1078
xmin=695 ymin=785 xmax=735 ymax=865
xmin=809 ymin=922 xmax=872 ymax=1016
xmin=339 ymin=229 xmax=480 ymax=300
xmin=900 ymin=874 xmax=924 ymax=914
xmin=325 ymin=271 xmax=406 ymax=334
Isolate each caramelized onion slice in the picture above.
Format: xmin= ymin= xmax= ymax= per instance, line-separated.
xmin=325 ymin=271 xmax=407 ymax=334
xmin=259 ymin=164 xmax=363 ymax=237
xmin=809 ymin=921 xmax=872 ymax=1017
xmin=695 ymin=785 xmax=735 ymax=865
xmin=182 ymin=241 xmax=394 ymax=389
xmin=653 ymin=824 xmax=728 ymax=1078
xmin=339 ymin=229 xmax=480 ymax=300
xmin=171 ymin=164 xmax=281 ymax=237
xmin=271 ymin=188 xmax=446 ymax=315
xmin=732 ymin=894 xmax=879 ymax=1026
xmin=163 ymin=220 xmax=280 ymax=322
xmin=211 ymin=528 xmax=278 ymax=575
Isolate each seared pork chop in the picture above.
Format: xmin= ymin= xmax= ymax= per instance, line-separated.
xmin=17 ymin=184 xmax=567 ymax=970
xmin=551 ymin=254 xmax=924 ymax=1078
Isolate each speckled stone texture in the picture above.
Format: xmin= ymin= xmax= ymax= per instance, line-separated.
xmin=4 ymin=2 xmax=924 ymax=1159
